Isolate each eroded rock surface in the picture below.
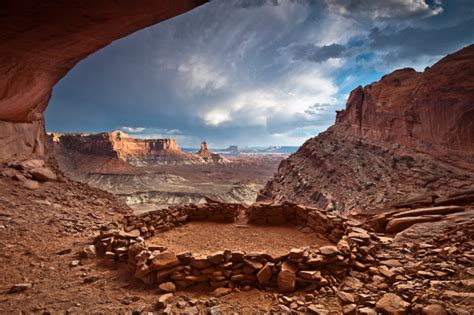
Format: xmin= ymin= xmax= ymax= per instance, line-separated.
xmin=49 ymin=131 xmax=221 ymax=166
xmin=259 ymin=45 xmax=474 ymax=212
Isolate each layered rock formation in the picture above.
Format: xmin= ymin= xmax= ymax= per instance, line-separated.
xmin=50 ymin=131 xmax=223 ymax=167
xmin=0 ymin=0 xmax=207 ymax=162
xmin=259 ymin=45 xmax=474 ymax=212
xmin=196 ymin=141 xmax=227 ymax=163
xmin=335 ymin=46 xmax=474 ymax=153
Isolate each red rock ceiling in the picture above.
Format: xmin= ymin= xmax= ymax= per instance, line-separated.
xmin=0 ymin=0 xmax=206 ymax=162
xmin=0 ymin=0 xmax=207 ymax=123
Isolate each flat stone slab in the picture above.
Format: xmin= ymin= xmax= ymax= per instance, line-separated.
xmin=386 ymin=215 xmax=443 ymax=233
xmin=392 ymin=205 xmax=464 ymax=218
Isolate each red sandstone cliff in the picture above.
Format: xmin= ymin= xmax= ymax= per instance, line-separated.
xmin=50 ymin=131 xmax=195 ymax=166
xmin=259 ymin=44 xmax=474 ymax=212
xmin=50 ymin=131 xmax=227 ymax=172
xmin=0 ymin=0 xmax=207 ymax=163
xmin=336 ymin=45 xmax=474 ymax=153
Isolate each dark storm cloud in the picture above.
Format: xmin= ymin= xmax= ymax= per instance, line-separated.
xmin=46 ymin=0 xmax=474 ymax=147
xmin=233 ymin=0 xmax=279 ymax=8
xmin=369 ymin=18 xmax=474 ymax=61
xmin=292 ymin=43 xmax=347 ymax=63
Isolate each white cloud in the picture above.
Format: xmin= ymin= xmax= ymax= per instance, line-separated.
xmin=121 ymin=126 xmax=146 ymax=133
xmin=324 ymin=0 xmax=443 ymax=19
xmin=177 ymin=57 xmax=229 ymax=94
xmin=200 ymin=64 xmax=340 ymax=135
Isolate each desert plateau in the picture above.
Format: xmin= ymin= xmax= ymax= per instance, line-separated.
xmin=0 ymin=1 xmax=473 ymax=314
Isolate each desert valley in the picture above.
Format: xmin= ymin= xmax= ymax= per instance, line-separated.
xmin=0 ymin=1 xmax=473 ymax=315
xmin=48 ymin=130 xmax=285 ymax=212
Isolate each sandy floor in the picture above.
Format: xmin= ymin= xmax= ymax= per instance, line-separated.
xmin=148 ymin=221 xmax=332 ymax=256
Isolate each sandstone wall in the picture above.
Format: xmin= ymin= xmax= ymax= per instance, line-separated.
xmin=50 ymin=131 xmax=187 ymax=164
xmin=0 ymin=120 xmax=46 ymax=162
xmin=335 ymin=45 xmax=474 ymax=153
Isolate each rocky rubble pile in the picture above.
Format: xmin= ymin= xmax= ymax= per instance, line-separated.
xmin=270 ymin=211 xmax=473 ymax=314
xmin=1 ymin=159 xmax=57 ymax=190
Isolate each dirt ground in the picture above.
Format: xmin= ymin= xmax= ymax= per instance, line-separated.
xmin=148 ymin=221 xmax=332 ymax=256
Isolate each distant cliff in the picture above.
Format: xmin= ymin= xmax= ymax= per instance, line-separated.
xmin=49 ymin=131 xmax=226 ymax=168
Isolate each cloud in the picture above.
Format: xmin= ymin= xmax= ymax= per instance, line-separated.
xmin=46 ymin=0 xmax=474 ymax=147
xmin=177 ymin=57 xmax=229 ymax=94
xmin=121 ymin=126 xmax=146 ymax=133
xmin=291 ymin=43 xmax=347 ymax=63
xmin=368 ymin=18 xmax=474 ymax=68
xmin=324 ymin=0 xmax=443 ymax=19
xmin=233 ymin=0 xmax=279 ymax=9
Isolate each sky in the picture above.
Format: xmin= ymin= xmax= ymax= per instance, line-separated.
xmin=46 ymin=0 xmax=474 ymax=148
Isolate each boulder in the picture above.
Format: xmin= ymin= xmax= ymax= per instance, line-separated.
xmin=151 ymin=252 xmax=180 ymax=270
xmin=277 ymin=270 xmax=296 ymax=293
xmin=336 ymin=291 xmax=355 ymax=304
xmin=207 ymin=251 xmax=224 ymax=264
xmin=158 ymin=282 xmax=176 ymax=293
xmin=211 ymin=287 xmax=232 ymax=297
xmin=157 ymin=293 xmax=174 ymax=308
xmin=23 ymin=179 xmax=40 ymax=190
xmin=342 ymin=304 xmax=357 ymax=315
xmin=18 ymin=159 xmax=45 ymax=170
xmin=319 ymin=245 xmax=340 ymax=256
xmin=243 ymin=258 xmax=263 ymax=269
xmin=191 ymin=256 xmax=213 ymax=269
xmin=29 ymin=167 xmax=57 ymax=182
xmin=298 ymin=270 xmax=322 ymax=280
xmin=422 ymin=304 xmax=448 ymax=315
xmin=256 ymin=263 xmax=273 ymax=284
xmin=375 ymin=293 xmax=410 ymax=315
xmin=358 ymin=307 xmax=377 ymax=315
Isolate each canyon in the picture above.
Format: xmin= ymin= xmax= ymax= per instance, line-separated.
xmin=0 ymin=1 xmax=473 ymax=314
xmin=49 ymin=131 xmax=280 ymax=211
